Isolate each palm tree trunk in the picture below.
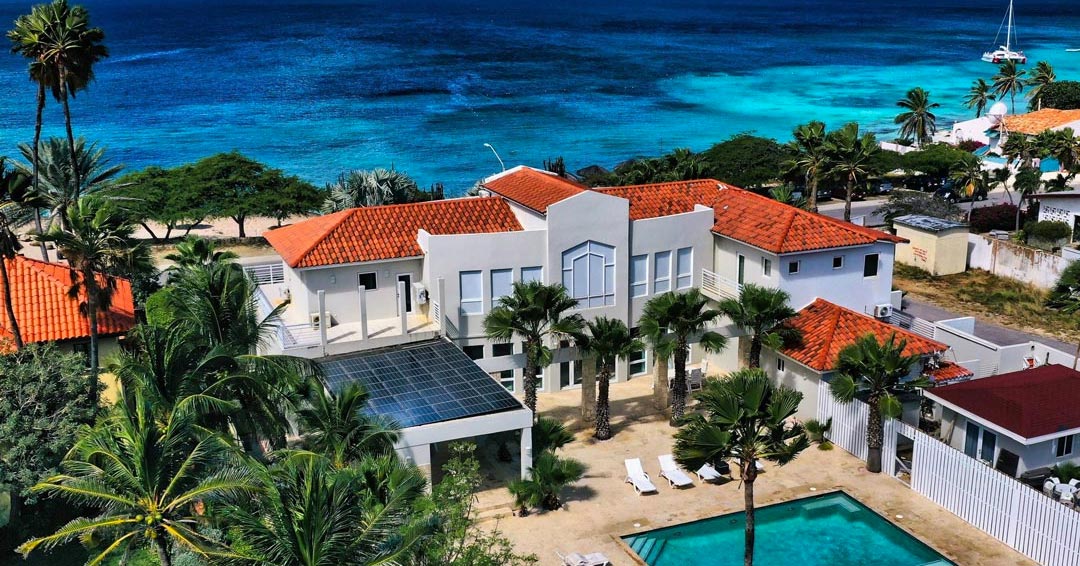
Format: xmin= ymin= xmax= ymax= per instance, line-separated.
xmin=595 ymin=365 xmax=613 ymax=440
xmin=0 ymin=258 xmax=23 ymax=349
xmin=59 ymin=77 xmax=82 ymax=202
xmin=843 ymin=176 xmax=854 ymax=223
xmin=1015 ymin=202 xmax=1023 ymax=232
xmin=748 ymin=335 xmax=762 ymax=369
xmin=670 ymin=339 xmax=688 ymax=424
xmin=85 ymin=268 xmax=100 ymax=404
xmin=653 ymin=353 xmax=670 ymax=414
xmin=153 ymin=537 xmax=172 ymax=566
xmin=32 ymin=82 xmax=48 ymax=262
xmin=523 ymin=340 xmax=540 ymax=419
xmin=743 ymin=463 xmax=758 ymax=566
xmin=866 ymin=396 xmax=884 ymax=473
xmin=807 ymin=173 xmax=819 ymax=213
xmin=580 ymin=353 xmax=596 ymax=422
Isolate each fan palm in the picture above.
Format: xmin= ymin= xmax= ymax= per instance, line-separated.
xmin=785 ymin=121 xmax=829 ymax=211
xmin=0 ymin=158 xmax=35 ymax=350
xmin=829 ymin=332 xmax=926 ymax=473
xmin=963 ymin=78 xmax=996 ymax=118
xmin=673 ymin=368 xmax=809 ymax=566
xmin=1026 ymin=61 xmax=1056 ymax=111
xmin=578 ymin=317 xmax=642 ymax=440
xmin=1001 ymin=132 xmax=1038 ymax=169
xmin=718 ymin=284 xmax=800 ymax=369
xmin=16 ymin=386 xmax=257 ymax=566
xmin=894 ymin=87 xmax=940 ymax=147
xmin=992 ymin=60 xmax=1027 ymax=111
xmin=532 ymin=417 xmax=573 ymax=454
xmin=164 ymin=235 xmax=239 ymax=271
xmin=38 ymin=195 xmax=151 ymax=400
xmin=298 ymin=382 xmax=400 ymax=468
xmin=16 ymin=137 xmax=122 ymax=230
xmin=507 ymin=451 xmax=586 ymax=513
xmin=484 ymin=281 xmax=586 ymax=416
xmin=826 ymin=122 xmax=879 ymax=222
xmin=640 ymin=289 xmax=728 ymax=423
xmin=1036 ymin=127 xmax=1080 ymax=177
xmin=323 ymin=168 xmax=420 ymax=211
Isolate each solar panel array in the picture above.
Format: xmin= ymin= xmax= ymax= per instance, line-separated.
xmin=320 ymin=339 xmax=523 ymax=428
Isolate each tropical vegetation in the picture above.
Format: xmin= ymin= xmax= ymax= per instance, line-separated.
xmin=323 ymin=167 xmax=439 ymax=211
xmin=785 ymin=121 xmax=828 ymax=211
xmin=992 ymin=60 xmax=1027 ymax=111
xmin=1026 ymin=61 xmax=1056 ymax=111
xmin=964 ymin=78 xmax=996 ymax=118
xmin=826 ymin=122 xmax=879 ymax=222
xmin=579 ymin=317 xmax=641 ymax=440
xmin=894 ymin=87 xmax=939 ymax=147
xmin=718 ymin=284 xmax=800 ymax=369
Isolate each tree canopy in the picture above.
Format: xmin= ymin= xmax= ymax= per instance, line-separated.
xmin=1038 ymin=80 xmax=1080 ymax=110
xmin=700 ymin=134 xmax=790 ymax=189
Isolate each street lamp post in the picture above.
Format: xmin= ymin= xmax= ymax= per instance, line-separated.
xmin=483 ymin=143 xmax=506 ymax=172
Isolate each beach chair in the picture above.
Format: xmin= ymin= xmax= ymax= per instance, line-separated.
xmin=556 ymin=551 xmax=611 ymax=566
xmin=624 ymin=458 xmax=658 ymax=495
xmin=695 ymin=461 xmax=729 ymax=483
xmin=658 ymin=454 xmax=694 ymax=488
xmin=687 ymin=368 xmax=704 ymax=393
xmin=1069 ymin=478 xmax=1080 ymax=488
xmin=1043 ymin=478 xmax=1058 ymax=496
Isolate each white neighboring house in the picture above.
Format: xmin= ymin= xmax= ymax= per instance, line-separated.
xmin=925 ymin=364 xmax=1080 ymax=477
xmin=256 ymin=166 xmax=908 ymax=394
xmin=1029 ymin=191 xmax=1080 ymax=243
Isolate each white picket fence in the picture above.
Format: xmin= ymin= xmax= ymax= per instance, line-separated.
xmin=817 ymin=381 xmax=1080 ymax=566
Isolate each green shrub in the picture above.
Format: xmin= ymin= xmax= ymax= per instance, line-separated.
xmin=1023 ymin=220 xmax=1071 ymax=242
xmin=969 ymin=203 xmax=1018 ymax=233
xmin=1039 ymin=80 xmax=1080 ymax=110
xmin=1046 ymin=260 xmax=1080 ymax=312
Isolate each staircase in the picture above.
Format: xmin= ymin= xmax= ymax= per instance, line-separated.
xmin=624 ymin=534 xmax=667 ymax=564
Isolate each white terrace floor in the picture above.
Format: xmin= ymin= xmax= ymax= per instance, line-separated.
xmin=479 ymin=378 xmax=1036 ymax=566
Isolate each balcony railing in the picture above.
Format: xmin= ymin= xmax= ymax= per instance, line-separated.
xmin=701 ymin=268 xmax=741 ymax=301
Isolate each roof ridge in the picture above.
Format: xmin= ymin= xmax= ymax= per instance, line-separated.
xmin=291 ymin=208 xmax=355 ymax=268
xmin=734 ymin=189 xmax=903 ymax=245
xmin=10 ymin=255 xmax=78 ymax=293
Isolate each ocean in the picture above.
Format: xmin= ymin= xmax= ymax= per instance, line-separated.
xmin=0 ymin=0 xmax=1078 ymax=193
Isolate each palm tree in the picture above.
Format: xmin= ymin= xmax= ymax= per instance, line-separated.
xmin=16 ymin=137 xmax=123 ymax=231
xmin=640 ymin=289 xmax=728 ymax=423
xmin=785 ymin=121 xmax=829 ymax=212
xmin=324 ymin=167 xmax=420 ymax=211
xmin=1036 ymin=128 xmax=1080 ymax=178
xmin=38 ymin=195 xmax=151 ymax=400
xmin=579 ymin=317 xmax=641 ymax=440
xmin=508 ymin=451 xmax=586 ymax=513
xmin=1026 ymin=61 xmax=1056 ymax=111
xmin=964 ymin=78 xmax=996 ymax=118
xmin=990 ymin=166 xmax=1012 ymax=204
xmin=484 ymin=281 xmax=586 ymax=416
xmin=1001 ymin=132 xmax=1038 ymax=169
xmin=949 ymin=157 xmax=986 ymax=221
xmin=0 ymin=159 xmax=34 ymax=350
xmin=718 ymin=284 xmax=800 ymax=369
xmin=673 ymin=368 xmax=809 ymax=566
xmin=767 ymin=185 xmax=808 ymax=210
xmin=164 ymin=235 xmax=239 ymax=270
xmin=894 ymin=87 xmax=940 ymax=147
xmin=992 ymin=60 xmax=1027 ymax=111
xmin=17 ymin=386 xmax=257 ymax=566
xmin=829 ymin=333 xmax=926 ymax=473
xmin=220 ymin=451 xmax=430 ymax=566
xmin=826 ymin=122 xmax=879 ymax=222
xmin=298 ymin=382 xmax=400 ymax=468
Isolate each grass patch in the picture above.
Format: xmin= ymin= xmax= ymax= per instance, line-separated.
xmin=893 ymin=264 xmax=1080 ymax=342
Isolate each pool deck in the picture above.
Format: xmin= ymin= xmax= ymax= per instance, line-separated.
xmin=480 ymin=378 xmax=1036 ymax=566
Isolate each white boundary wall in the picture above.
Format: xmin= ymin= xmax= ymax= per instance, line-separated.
xmin=817 ymin=381 xmax=1080 ymax=566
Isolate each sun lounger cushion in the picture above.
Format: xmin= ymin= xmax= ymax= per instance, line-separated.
xmin=625 ymin=458 xmax=658 ymax=494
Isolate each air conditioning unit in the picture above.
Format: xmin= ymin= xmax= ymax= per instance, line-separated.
xmin=873 ymin=304 xmax=893 ymax=319
xmin=309 ymin=312 xmax=331 ymax=329
xmin=413 ymin=282 xmax=429 ymax=305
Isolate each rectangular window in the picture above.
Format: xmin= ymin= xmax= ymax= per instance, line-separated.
xmin=777 ymin=357 xmax=785 ymax=372
xmin=630 ymin=254 xmax=648 ymax=297
xmin=864 ymin=254 xmax=879 ymax=278
xmin=494 ymin=370 xmax=514 ymax=392
xmin=964 ymin=422 xmax=979 ymax=459
xmin=493 ymin=343 xmax=514 ymax=357
xmin=654 ymin=251 xmax=672 ymax=293
xmin=737 ymin=254 xmax=745 ymax=285
xmin=463 ymin=345 xmax=484 ymax=360
xmin=357 ymin=272 xmax=378 ymax=291
xmin=629 ymin=349 xmax=647 ymax=376
xmin=491 ymin=269 xmax=513 ymax=304
xmin=762 ymin=257 xmax=772 ymax=278
xmin=981 ymin=429 xmax=997 ymax=463
xmin=676 ymin=247 xmax=693 ymax=289
xmin=521 ymin=266 xmax=543 ymax=283
xmin=459 ymin=271 xmax=483 ymax=315
xmin=833 ymin=256 xmax=844 ymax=270
xmin=788 ymin=260 xmax=800 ymax=275
xmin=1057 ymin=435 xmax=1075 ymax=458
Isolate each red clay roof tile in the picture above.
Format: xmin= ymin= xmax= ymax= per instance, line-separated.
xmin=925 ymin=361 xmax=975 ymax=384
xmin=264 ymin=198 xmax=524 ymax=268
xmin=481 ymin=167 xmax=586 ymax=214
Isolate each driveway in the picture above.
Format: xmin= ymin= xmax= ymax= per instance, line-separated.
xmin=901 ymin=296 xmax=1077 ymax=353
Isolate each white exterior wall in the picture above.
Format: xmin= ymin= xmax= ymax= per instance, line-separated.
xmin=297 ymin=258 xmax=424 ymax=325
xmin=627 ymin=206 xmax=714 ymax=324
xmin=941 ymin=410 xmax=1080 ymax=475
xmin=761 ymin=349 xmax=822 ymax=422
xmin=1036 ymin=197 xmax=1080 ymax=227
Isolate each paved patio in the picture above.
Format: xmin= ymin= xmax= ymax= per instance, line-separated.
xmin=480 ymin=378 xmax=1036 ymax=566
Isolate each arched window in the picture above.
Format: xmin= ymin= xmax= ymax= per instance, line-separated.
xmin=561 ymin=241 xmax=615 ymax=308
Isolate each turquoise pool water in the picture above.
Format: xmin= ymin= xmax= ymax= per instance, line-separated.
xmin=623 ymin=492 xmax=953 ymax=566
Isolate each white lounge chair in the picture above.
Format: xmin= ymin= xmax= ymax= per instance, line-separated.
xmin=687 ymin=368 xmax=704 ymax=393
xmin=1043 ymin=479 xmax=1058 ymax=496
xmin=1069 ymin=478 xmax=1080 ymax=488
xmin=658 ymin=454 xmax=694 ymax=488
xmin=625 ymin=458 xmax=658 ymax=495
xmin=695 ymin=461 xmax=728 ymax=483
xmin=556 ymin=551 xmax=611 ymax=566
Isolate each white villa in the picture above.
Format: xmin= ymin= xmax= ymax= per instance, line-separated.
xmin=255 ymin=165 xmax=908 ymax=395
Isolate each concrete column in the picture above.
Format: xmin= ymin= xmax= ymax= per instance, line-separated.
xmin=397 ymin=280 xmax=408 ymax=335
xmin=317 ymin=290 xmax=328 ymax=357
xmin=357 ymin=286 xmax=368 ymax=341
xmin=437 ymin=277 xmax=447 ymax=336
xmin=520 ymin=426 xmax=533 ymax=480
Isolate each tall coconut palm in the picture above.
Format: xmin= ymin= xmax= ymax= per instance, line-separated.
xmin=1001 ymin=132 xmax=1038 ymax=169
xmin=949 ymin=157 xmax=986 ymax=221
xmin=894 ymin=87 xmax=940 ymax=147
xmin=484 ymin=281 xmax=586 ymax=417
xmin=640 ymin=289 xmax=728 ymax=423
xmin=992 ymin=60 xmax=1027 ymax=111
xmin=829 ymin=333 xmax=925 ymax=473
xmin=673 ymin=368 xmax=809 ymax=566
xmin=0 ymin=159 xmax=35 ymax=350
xmin=298 ymin=382 xmax=400 ymax=468
xmin=719 ymin=284 xmax=801 ymax=369
xmin=16 ymin=137 xmax=122 ymax=230
xmin=1026 ymin=61 xmax=1056 ymax=111
xmin=39 ymin=195 xmax=151 ymax=401
xmin=785 ymin=121 xmax=829 ymax=211
xmin=578 ymin=317 xmax=641 ymax=440
xmin=963 ymin=78 xmax=996 ymax=118
xmin=1036 ymin=127 xmax=1080 ymax=177
xmin=16 ymin=385 xmax=257 ymax=566
xmin=826 ymin=122 xmax=879 ymax=222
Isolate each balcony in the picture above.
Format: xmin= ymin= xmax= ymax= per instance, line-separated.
xmin=700 ymin=268 xmax=741 ymax=301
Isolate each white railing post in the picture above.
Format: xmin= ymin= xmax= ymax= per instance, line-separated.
xmin=398 ymin=280 xmax=408 ymax=336
xmin=358 ymin=286 xmax=368 ymax=341
xmin=317 ymin=290 xmax=328 ymax=357
xmin=437 ymin=277 xmax=447 ymax=337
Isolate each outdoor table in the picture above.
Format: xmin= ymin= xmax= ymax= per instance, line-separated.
xmin=1053 ymin=483 xmax=1077 ymax=498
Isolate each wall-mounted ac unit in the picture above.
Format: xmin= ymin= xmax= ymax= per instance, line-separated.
xmin=309 ymin=312 xmax=328 ymax=329
xmin=873 ymin=304 xmax=893 ymax=319
xmin=413 ymin=282 xmax=429 ymax=305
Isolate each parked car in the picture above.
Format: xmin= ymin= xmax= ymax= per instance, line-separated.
xmin=933 ymin=185 xmax=988 ymax=204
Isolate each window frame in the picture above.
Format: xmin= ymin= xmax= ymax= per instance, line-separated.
xmin=521 ymin=266 xmax=543 ymax=283
xmin=1056 ymin=435 xmax=1075 ymax=458
xmin=787 ymin=260 xmax=800 ymax=275
xmin=492 ymin=343 xmax=514 ymax=357
xmin=561 ymin=241 xmax=616 ymax=308
xmin=630 ymin=254 xmax=649 ymax=298
xmin=654 ymin=251 xmax=672 ymax=293
xmin=675 ymin=247 xmax=693 ymax=290
xmin=863 ymin=254 xmax=880 ymax=278
xmin=832 ymin=256 xmax=844 ymax=270
xmin=777 ymin=356 xmax=785 ymax=372
xmin=357 ymin=272 xmax=378 ymax=291
xmin=462 ymin=345 xmax=484 ymax=360
xmin=490 ymin=268 xmax=513 ymax=304
xmin=459 ymin=271 xmax=483 ymax=315
xmin=629 ymin=349 xmax=648 ymax=376
xmin=762 ymin=257 xmax=772 ymax=278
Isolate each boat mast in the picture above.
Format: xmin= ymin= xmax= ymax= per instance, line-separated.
xmin=1005 ymin=0 xmax=1013 ymax=51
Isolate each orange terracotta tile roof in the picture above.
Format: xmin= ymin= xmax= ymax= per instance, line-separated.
xmin=481 ymin=166 xmax=586 ymax=214
xmin=0 ymin=255 xmax=135 ymax=351
xmin=924 ymin=361 xmax=974 ymax=384
xmin=780 ymin=299 xmax=947 ymax=372
xmin=1002 ymin=108 xmax=1080 ymax=136
xmin=264 ymin=198 xmax=524 ymax=268
xmin=595 ymin=181 xmax=906 ymax=253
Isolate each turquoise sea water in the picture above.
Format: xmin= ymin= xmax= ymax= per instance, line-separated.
xmin=623 ymin=492 xmax=953 ymax=566
xmin=0 ymin=0 xmax=1079 ymax=193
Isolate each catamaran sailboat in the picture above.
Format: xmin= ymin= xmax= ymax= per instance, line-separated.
xmin=982 ymin=0 xmax=1026 ymax=63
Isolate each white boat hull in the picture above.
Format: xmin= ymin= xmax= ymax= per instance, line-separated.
xmin=982 ymin=49 xmax=1026 ymax=63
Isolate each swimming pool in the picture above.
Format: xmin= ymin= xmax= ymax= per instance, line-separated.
xmin=622 ymin=491 xmax=953 ymax=566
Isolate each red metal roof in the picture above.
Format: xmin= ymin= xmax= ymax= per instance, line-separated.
xmin=481 ymin=166 xmax=586 ymax=214
xmin=0 ymin=255 xmax=135 ymax=351
xmin=928 ymin=364 xmax=1080 ymax=439
xmin=264 ymin=198 xmax=524 ymax=268
xmin=780 ymin=299 xmax=947 ymax=372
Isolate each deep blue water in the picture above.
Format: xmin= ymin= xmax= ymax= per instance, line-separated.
xmin=0 ymin=0 xmax=1078 ymax=193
